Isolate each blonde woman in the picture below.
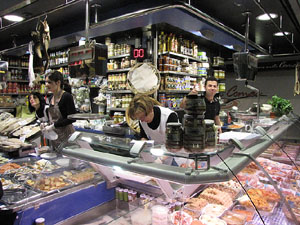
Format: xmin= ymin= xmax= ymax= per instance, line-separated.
xmin=128 ymin=94 xmax=178 ymax=145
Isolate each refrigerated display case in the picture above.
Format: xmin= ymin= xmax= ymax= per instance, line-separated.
xmin=60 ymin=113 xmax=300 ymax=224
xmin=0 ymin=156 xmax=115 ymax=225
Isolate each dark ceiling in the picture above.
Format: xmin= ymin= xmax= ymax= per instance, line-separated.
xmin=1 ymin=0 xmax=300 ymax=59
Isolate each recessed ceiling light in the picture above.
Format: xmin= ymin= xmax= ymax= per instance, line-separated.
xmin=3 ymin=15 xmax=25 ymax=22
xmin=273 ymin=31 xmax=291 ymax=36
xmin=256 ymin=13 xmax=278 ymax=21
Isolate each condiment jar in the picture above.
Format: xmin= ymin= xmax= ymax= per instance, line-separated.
xmin=165 ymin=122 xmax=183 ymax=152
xmin=35 ymin=218 xmax=45 ymax=225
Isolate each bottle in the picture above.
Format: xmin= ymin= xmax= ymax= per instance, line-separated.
xmin=167 ymin=33 xmax=172 ymax=52
xmin=162 ymin=32 xmax=167 ymax=52
xmin=178 ymin=35 xmax=183 ymax=54
xmin=158 ymin=31 xmax=163 ymax=53
xmin=171 ymin=34 xmax=176 ymax=52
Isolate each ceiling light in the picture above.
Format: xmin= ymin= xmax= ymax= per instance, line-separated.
xmin=273 ymin=31 xmax=291 ymax=36
xmin=224 ymin=45 xmax=234 ymax=50
xmin=3 ymin=15 xmax=24 ymax=22
xmin=256 ymin=13 xmax=278 ymax=21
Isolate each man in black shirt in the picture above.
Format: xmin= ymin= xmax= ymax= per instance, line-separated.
xmin=180 ymin=77 xmax=222 ymax=133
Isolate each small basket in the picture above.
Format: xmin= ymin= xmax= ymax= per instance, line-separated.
xmin=127 ymin=62 xmax=161 ymax=95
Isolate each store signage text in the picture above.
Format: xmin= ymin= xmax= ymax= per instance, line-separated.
xmin=258 ymin=61 xmax=297 ymax=70
xmin=225 ymin=85 xmax=258 ymax=98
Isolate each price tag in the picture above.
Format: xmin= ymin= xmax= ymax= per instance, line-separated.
xmin=18 ymin=120 xmax=27 ymax=126
xmin=20 ymin=136 xmax=26 ymax=143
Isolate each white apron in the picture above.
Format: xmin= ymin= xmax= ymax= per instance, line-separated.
xmin=140 ymin=106 xmax=176 ymax=145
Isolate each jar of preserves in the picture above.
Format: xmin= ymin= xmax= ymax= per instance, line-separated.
xmin=165 ymin=122 xmax=183 ymax=152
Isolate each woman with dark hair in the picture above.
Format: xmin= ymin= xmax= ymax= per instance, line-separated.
xmin=28 ymin=91 xmax=49 ymax=122
xmin=44 ymin=71 xmax=76 ymax=151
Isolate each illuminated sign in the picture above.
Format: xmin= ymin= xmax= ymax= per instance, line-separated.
xmin=131 ymin=48 xmax=147 ymax=61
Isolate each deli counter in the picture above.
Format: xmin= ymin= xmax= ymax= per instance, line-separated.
xmin=1 ymin=113 xmax=300 ymax=225
xmin=59 ymin=113 xmax=300 ymax=225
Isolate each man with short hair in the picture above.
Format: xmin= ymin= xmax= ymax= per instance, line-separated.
xmin=180 ymin=76 xmax=222 ymax=133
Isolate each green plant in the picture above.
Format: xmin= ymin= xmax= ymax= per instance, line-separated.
xmin=267 ymin=95 xmax=293 ymax=116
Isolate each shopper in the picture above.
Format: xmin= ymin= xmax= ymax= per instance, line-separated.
xmin=44 ymin=71 xmax=76 ymax=151
xmin=127 ymin=94 xmax=179 ymax=145
xmin=28 ymin=91 xmax=49 ymax=122
xmin=181 ymin=76 xmax=222 ymax=133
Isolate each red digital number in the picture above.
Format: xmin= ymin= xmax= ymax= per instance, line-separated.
xmin=133 ymin=49 xmax=144 ymax=58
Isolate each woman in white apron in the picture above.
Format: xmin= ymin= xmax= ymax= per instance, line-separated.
xmin=44 ymin=71 xmax=76 ymax=151
xmin=127 ymin=94 xmax=179 ymax=145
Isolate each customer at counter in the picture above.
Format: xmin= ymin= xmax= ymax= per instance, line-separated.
xmin=127 ymin=94 xmax=179 ymax=145
xmin=28 ymin=91 xmax=49 ymax=122
xmin=44 ymin=71 xmax=76 ymax=151
xmin=181 ymin=76 xmax=222 ymax=133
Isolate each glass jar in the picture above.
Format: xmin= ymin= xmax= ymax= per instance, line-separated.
xmin=205 ymin=119 xmax=216 ymax=146
xmin=184 ymin=94 xmax=206 ymax=115
xmin=165 ymin=122 xmax=183 ymax=152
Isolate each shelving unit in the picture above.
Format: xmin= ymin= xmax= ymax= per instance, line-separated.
xmin=107 ymin=68 xmax=131 ymax=73
xmin=108 ymin=54 xmax=130 ymax=59
xmin=159 ymin=51 xmax=208 ymax=63
xmin=49 ymin=63 xmax=68 ymax=69
xmin=6 ymin=80 xmax=29 ymax=83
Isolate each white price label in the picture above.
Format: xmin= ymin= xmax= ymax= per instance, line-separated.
xmin=20 ymin=136 xmax=26 ymax=142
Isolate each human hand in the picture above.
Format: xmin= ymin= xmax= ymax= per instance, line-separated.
xmin=188 ymin=87 xmax=198 ymax=95
xmin=40 ymin=122 xmax=47 ymax=130
xmin=43 ymin=124 xmax=54 ymax=132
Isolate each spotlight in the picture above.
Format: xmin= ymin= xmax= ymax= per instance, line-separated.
xmin=3 ymin=15 xmax=24 ymax=22
xmin=273 ymin=31 xmax=291 ymax=36
xmin=256 ymin=13 xmax=278 ymax=21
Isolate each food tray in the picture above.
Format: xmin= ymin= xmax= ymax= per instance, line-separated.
xmin=1 ymin=189 xmax=41 ymax=205
xmin=220 ymin=210 xmax=247 ymax=225
xmin=0 ymin=162 xmax=23 ymax=175
xmin=238 ymin=196 xmax=278 ymax=216
xmin=200 ymin=214 xmax=227 ymax=225
xmin=1 ymin=177 xmax=24 ymax=190
xmin=232 ymin=205 xmax=255 ymax=222
xmin=201 ymin=203 xmax=227 ymax=218
xmin=25 ymin=173 xmax=73 ymax=194
xmin=60 ymin=169 xmax=96 ymax=185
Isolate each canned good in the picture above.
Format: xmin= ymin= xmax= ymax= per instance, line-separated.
xmin=219 ymin=83 xmax=226 ymax=92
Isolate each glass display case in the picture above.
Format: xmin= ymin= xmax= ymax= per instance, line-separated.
xmin=61 ymin=113 xmax=300 ymax=225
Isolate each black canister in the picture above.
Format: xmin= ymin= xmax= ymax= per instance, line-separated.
xmin=184 ymin=94 xmax=206 ymax=115
xmin=183 ymin=114 xmax=205 ymax=128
